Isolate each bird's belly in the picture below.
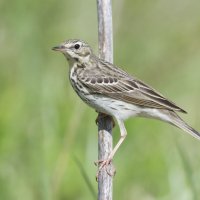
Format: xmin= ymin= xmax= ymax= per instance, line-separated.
xmin=83 ymin=94 xmax=141 ymax=120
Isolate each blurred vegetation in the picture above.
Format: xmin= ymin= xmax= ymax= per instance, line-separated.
xmin=0 ymin=0 xmax=200 ymax=199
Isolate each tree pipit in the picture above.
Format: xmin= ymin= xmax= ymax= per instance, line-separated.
xmin=52 ymin=39 xmax=200 ymax=176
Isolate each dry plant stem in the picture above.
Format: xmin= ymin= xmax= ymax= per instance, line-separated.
xmin=97 ymin=0 xmax=114 ymax=199
xmin=97 ymin=0 xmax=113 ymax=62
xmin=97 ymin=115 xmax=114 ymax=198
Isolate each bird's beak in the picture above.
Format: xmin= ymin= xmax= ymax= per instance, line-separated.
xmin=52 ymin=45 xmax=66 ymax=52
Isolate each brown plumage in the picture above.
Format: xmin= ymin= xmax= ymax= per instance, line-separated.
xmin=52 ymin=39 xmax=200 ymax=173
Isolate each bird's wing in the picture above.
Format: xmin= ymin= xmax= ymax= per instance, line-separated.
xmin=78 ymin=62 xmax=186 ymax=113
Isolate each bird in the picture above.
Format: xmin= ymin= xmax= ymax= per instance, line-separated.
xmin=52 ymin=39 xmax=200 ymax=173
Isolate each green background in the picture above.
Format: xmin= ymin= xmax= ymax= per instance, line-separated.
xmin=0 ymin=0 xmax=200 ymax=199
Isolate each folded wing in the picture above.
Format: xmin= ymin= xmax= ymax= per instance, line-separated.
xmin=79 ymin=71 xmax=186 ymax=113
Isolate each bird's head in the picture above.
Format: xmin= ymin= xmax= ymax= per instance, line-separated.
xmin=52 ymin=39 xmax=93 ymax=64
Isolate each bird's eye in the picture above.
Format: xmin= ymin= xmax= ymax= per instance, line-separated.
xmin=74 ymin=43 xmax=80 ymax=49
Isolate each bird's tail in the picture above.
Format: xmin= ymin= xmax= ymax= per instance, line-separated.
xmin=168 ymin=111 xmax=200 ymax=140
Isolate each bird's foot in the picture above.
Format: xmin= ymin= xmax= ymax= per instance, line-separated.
xmin=95 ymin=112 xmax=115 ymax=128
xmin=94 ymin=158 xmax=116 ymax=181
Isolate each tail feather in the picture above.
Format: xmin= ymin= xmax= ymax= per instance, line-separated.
xmin=169 ymin=111 xmax=200 ymax=140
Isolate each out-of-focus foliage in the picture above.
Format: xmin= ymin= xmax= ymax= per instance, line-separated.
xmin=0 ymin=0 xmax=200 ymax=199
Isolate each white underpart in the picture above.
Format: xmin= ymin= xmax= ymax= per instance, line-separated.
xmin=84 ymin=94 xmax=171 ymax=123
xmin=87 ymin=95 xmax=140 ymax=120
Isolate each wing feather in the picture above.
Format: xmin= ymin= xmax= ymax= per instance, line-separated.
xmin=78 ymin=60 xmax=186 ymax=113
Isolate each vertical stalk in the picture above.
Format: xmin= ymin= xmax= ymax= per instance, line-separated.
xmin=97 ymin=0 xmax=113 ymax=200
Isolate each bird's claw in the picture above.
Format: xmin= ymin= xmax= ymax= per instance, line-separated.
xmin=95 ymin=158 xmax=116 ymax=181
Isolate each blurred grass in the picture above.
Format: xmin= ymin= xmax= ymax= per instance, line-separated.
xmin=0 ymin=0 xmax=200 ymax=199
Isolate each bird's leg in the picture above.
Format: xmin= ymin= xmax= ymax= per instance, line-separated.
xmin=95 ymin=118 xmax=127 ymax=179
xmin=95 ymin=112 xmax=115 ymax=128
